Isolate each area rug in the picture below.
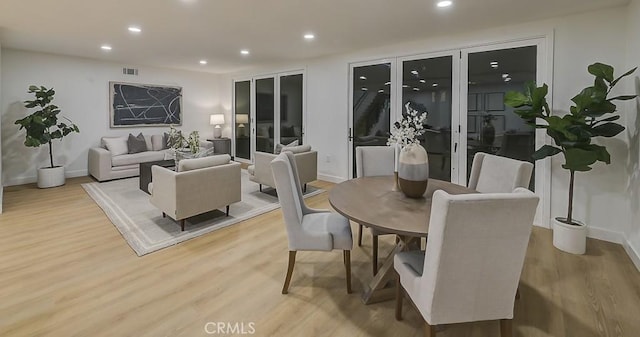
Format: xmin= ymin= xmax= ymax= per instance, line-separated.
xmin=82 ymin=170 xmax=323 ymax=256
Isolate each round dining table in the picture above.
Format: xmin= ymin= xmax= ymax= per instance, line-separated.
xmin=329 ymin=175 xmax=476 ymax=304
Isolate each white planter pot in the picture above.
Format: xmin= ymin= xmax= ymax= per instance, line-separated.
xmin=552 ymin=217 xmax=586 ymax=255
xmin=37 ymin=166 xmax=66 ymax=188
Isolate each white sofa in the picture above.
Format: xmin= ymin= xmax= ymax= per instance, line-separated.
xmin=88 ymin=134 xmax=212 ymax=182
xmin=247 ymin=145 xmax=317 ymax=192
xmin=149 ymin=155 xmax=241 ymax=231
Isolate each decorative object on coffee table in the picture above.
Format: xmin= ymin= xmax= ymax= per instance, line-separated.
xmin=388 ymin=102 xmax=429 ymax=198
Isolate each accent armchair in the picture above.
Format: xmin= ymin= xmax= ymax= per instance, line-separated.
xmin=248 ymin=145 xmax=317 ymax=192
xmin=149 ymin=155 xmax=241 ymax=231
xmin=468 ymin=152 xmax=534 ymax=192
xmin=395 ymin=188 xmax=539 ymax=337
xmin=271 ymin=151 xmax=353 ymax=294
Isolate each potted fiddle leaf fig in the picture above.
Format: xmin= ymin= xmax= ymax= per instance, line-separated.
xmin=15 ymin=86 xmax=79 ymax=188
xmin=504 ymin=62 xmax=636 ymax=254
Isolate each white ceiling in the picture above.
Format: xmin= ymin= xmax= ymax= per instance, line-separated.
xmin=0 ymin=0 xmax=628 ymax=74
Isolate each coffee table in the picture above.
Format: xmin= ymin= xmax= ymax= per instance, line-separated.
xmin=139 ymin=160 xmax=175 ymax=194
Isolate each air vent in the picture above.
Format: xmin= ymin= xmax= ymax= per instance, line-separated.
xmin=122 ymin=67 xmax=139 ymax=76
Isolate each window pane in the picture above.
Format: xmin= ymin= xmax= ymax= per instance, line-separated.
xmin=280 ymin=74 xmax=303 ymax=145
xmin=402 ymin=56 xmax=453 ymax=181
xmin=256 ymin=78 xmax=275 ymax=153
xmin=234 ymin=81 xmax=250 ymax=160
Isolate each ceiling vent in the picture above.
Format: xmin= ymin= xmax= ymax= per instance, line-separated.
xmin=122 ymin=67 xmax=139 ymax=76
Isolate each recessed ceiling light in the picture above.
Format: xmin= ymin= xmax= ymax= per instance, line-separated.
xmin=240 ymin=49 xmax=250 ymax=55
xmin=411 ymin=70 xmax=419 ymax=75
xmin=101 ymin=45 xmax=112 ymax=51
xmin=385 ymin=81 xmax=391 ymax=86
xmin=432 ymin=83 xmax=438 ymax=87
xmin=413 ymin=87 xmax=420 ymax=91
xmin=402 ymin=84 xmax=409 ymax=88
xmin=199 ymin=60 xmax=207 ymax=65
xmin=361 ymin=87 xmax=368 ymax=91
xmin=502 ymin=73 xmax=509 ymax=78
xmin=419 ymin=79 xmax=426 ymax=83
xmin=128 ymin=26 xmax=142 ymax=33
xmin=359 ymin=76 xmax=367 ymax=80
xmin=378 ymin=89 xmax=384 ymax=93
xmin=504 ymin=77 xmax=512 ymax=82
xmin=304 ymin=33 xmax=315 ymax=40
xmin=490 ymin=61 xmax=499 ymax=69
xmin=437 ymin=1 xmax=453 ymax=8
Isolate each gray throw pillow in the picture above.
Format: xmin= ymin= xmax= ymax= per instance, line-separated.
xmin=127 ymin=133 xmax=148 ymax=153
xmin=274 ymin=139 xmax=299 ymax=154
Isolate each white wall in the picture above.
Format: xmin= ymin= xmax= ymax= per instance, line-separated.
xmin=226 ymin=6 xmax=633 ymax=243
xmin=1 ymin=50 xmax=226 ymax=186
xmin=625 ymin=0 xmax=640 ymax=269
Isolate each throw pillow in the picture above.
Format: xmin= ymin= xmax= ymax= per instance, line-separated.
xmin=162 ymin=132 xmax=170 ymax=149
xmin=127 ymin=133 xmax=148 ymax=154
xmin=151 ymin=134 xmax=164 ymax=151
xmin=274 ymin=139 xmax=299 ymax=154
xmin=103 ymin=137 xmax=129 ymax=156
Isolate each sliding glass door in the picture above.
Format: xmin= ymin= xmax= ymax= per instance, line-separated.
xmin=349 ymin=61 xmax=392 ymax=177
xmin=255 ymin=77 xmax=276 ymax=153
xmin=279 ymin=73 xmax=304 ymax=145
xmin=233 ymin=80 xmax=251 ymax=160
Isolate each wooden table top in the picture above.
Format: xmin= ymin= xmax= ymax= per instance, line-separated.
xmin=329 ymin=176 xmax=476 ymax=237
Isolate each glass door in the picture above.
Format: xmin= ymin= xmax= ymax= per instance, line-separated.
xmin=461 ymin=45 xmax=538 ymax=190
xmin=349 ymin=61 xmax=393 ymax=177
xmin=255 ymin=77 xmax=276 ymax=153
xmin=398 ymin=54 xmax=456 ymax=182
xmin=279 ymin=73 xmax=304 ymax=145
xmin=233 ymin=80 xmax=251 ymax=161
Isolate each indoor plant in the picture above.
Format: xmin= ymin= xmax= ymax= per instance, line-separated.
xmin=15 ymin=86 xmax=79 ymax=188
xmin=504 ymin=62 xmax=636 ymax=254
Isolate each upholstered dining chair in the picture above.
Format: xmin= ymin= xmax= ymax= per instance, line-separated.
xmin=355 ymin=146 xmax=395 ymax=275
xmin=271 ymin=151 xmax=353 ymax=294
xmin=468 ymin=152 xmax=534 ymax=193
xmin=395 ymin=188 xmax=539 ymax=337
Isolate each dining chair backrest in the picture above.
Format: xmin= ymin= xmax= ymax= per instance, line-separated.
xmin=355 ymin=146 xmax=395 ymax=178
xmin=468 ymin=152 xmax=533 ymax=193
xmin=271 ymin=152 xmax=307 ymax=235
xmin=420 ymin=188 xmax=539 ymax=324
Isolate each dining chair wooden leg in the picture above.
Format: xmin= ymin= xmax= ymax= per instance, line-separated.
xmin=282 ymin=251 xmax=297 ymax=294
xmin=259 ymin=184 xmax=262 ymax=192
xmin=226 ymin=205 xmax=230 ymax=216
xmin=500 ymin=319 xmax=513 ymax=337
xmin=357 ymin=224 xmax=363 ymax=246
xmin=395 ymin=275 xmax=403 ymax=321
xmin=372 ymin=234 xmax=379 ymax=275
xmin=162 ymin=212 xmax=166 ymax=218
xmin=424 ymin=321 xmax=436 ymax=337
xmin=344 ymin=250 xmax=352 ymax=294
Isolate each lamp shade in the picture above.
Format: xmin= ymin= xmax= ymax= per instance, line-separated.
xmin=210 ymin=114 xmax=225 ymax=125
xmin=236 ymin=114 xmax=249 ymax=124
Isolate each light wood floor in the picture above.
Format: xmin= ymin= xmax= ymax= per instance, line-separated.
xmin=1 ymin=177 xmax=639 ymax=337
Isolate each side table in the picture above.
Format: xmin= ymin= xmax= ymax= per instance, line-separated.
xmin=207 ymin=138 xmax=231 ymax=156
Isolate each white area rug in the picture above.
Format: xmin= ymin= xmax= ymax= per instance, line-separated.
xmin=82 ymin=171 xmax=323 ymax=256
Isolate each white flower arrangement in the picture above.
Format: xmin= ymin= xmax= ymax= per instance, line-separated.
xmin=387 ymin=102 xmax=428 ymax=148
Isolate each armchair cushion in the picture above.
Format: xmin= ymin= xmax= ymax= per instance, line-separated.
xmin=275 ymin=139 xmax=299 ymax=154
xmin=178 ymin=154 xmax=231 ymax=172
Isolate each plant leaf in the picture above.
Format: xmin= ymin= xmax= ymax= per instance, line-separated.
xmin=563 ymin=148 xmax=598 ymax=171
xmin=591 ymin=122 xmax=625 ymax=137
xmin=531 ymin=145 xmax=562 ymax=160
xmin=504 ymin=91 xmax=529 ymax=108
xmin=611 ymin=67 xmax=637 ymax=87
xmin=588 ymin=63 xmax=614 ymax=83
xmin=608 ymin=95 xmax=637 ymax=101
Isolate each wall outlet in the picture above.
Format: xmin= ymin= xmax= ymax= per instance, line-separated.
xmin=325 ymin=155 xmax=331 ymax=163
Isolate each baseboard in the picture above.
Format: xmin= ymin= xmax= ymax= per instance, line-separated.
xmin=317 ymin=173 xmax=346 ymax=184
xmin=623 ymin=239 xmax=640 ymax=272
xmin=4 ymin=169 xmax=88 ymax=187
xmin=586 ymin=226 xmax=624 ymax=244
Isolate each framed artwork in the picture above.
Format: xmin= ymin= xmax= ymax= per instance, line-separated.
xmin=110 ymin=82 xmax=182 ymax=127
xmin=485 ymin=92 xmax=505 ymax=111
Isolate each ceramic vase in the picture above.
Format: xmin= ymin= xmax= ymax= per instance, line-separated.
xmin=398 ymin=143 xmax=429 ymax=198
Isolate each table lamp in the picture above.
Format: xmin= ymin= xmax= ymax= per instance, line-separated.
xmin=210 ymin=114 xmax=225 ymax=138
xmin=236 ymin=114 xmax=249 ymax=137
